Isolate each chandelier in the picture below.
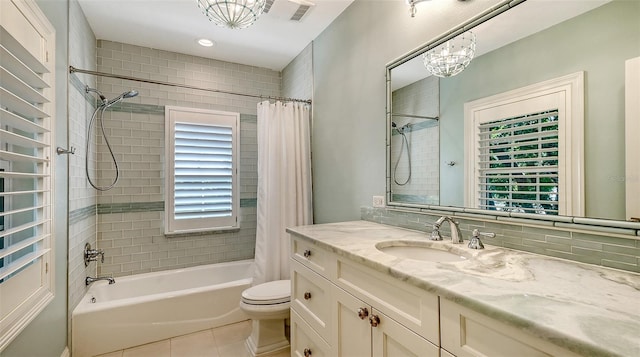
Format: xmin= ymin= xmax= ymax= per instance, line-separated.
xmin=197 ymin=0 xmax=266 ymax=29
xmin=422 ymin=31 xmax=476 ymax=77
xmin=406 ymin=0 xmax=429 ymax=18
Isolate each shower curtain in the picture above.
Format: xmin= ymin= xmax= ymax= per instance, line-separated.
xmin=253 ymin=101 xmax=313 ymax=285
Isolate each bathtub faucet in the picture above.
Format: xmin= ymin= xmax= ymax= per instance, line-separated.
xmin=84 ymin=243 xmax=105 ymax=266
xmin=85 ymin=276 xmax=115 ymax=286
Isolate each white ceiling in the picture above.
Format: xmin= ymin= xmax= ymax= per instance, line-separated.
xmin=77 ymin=0 xmax=354 ymax=71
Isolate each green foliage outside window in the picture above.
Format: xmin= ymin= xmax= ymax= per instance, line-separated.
xmin=482 ymin=111 xmax=559 ymax=215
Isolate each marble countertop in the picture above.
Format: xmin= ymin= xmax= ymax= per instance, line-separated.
xmin=286 ymin=220 xmax=640 ymax=357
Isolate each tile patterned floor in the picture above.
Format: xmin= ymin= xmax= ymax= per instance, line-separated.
xmin=94 ymin=320 xmax=290 ymax=357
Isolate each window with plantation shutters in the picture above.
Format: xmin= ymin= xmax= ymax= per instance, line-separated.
xmin=1 ymin=0 xmax=55 ymax=350
xmin=464 ymin=72 xmax=585 ymax=217
xmin=165 ymin=107 xmax=239 ymax=234
xmin=477 ymin=110 xmax=559 ymax=215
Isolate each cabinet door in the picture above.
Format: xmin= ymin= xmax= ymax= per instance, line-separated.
xmin=372 ymin=309 xmax=439 ymax=357
xmin=440 ymin=349 xmax=456 ymax=357
xmin=333 ymin=285 xmax=372 ymax=357
xmin=440 ymin=299 xmax=582 ymax=357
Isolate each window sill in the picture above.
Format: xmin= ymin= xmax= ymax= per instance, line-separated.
xmin=164 ymin=226 xmax=240 ymax=238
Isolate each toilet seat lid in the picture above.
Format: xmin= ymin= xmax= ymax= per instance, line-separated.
xmin=242 ymin=280 xmax=291 ymax=305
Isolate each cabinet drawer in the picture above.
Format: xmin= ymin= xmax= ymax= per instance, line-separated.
xmin=291 ymin=259 xmax=332 ymax=343
xmin=292 ymin=236 xmax=331 ymax=277
xmin=334 ymin=258 xmax=439 ymax=345
xmin=440 ymin=299 xmax=582 ymax=357
xmin=291 ymin=309 xmax=333 ymax=357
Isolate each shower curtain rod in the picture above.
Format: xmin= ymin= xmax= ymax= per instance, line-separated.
xmin=69 ymin=66 xmax=312 ymax=104
xmin=391 ymin=113 xmax=439 ymax=120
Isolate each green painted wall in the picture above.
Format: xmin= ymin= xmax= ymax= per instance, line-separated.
xmin=439 ymin=0 xmax=640 ymax=219
xmin=1 ymin=0 xmax=69 ymax=355
xmin=311 ymin=0 xmax=503 ymax=223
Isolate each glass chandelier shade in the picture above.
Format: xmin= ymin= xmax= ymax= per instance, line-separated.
xmin=422 ymin=31 xmax=476 ymax=78
xmin=406 ymin=0 xmax=429 ymax=18
xmin=197 ymin=0 xmax=266 ymax=29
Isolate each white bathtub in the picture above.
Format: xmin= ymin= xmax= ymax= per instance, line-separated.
xmin=72 ymin=260 xmax=253 ymax=357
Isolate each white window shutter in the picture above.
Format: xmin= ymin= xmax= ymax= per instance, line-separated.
xmin=165 ymin=107 xmax=239 ymax=234
xmin=174 ymin=123 xmax=234 ymax=220
xmin=1 ymin=0 xmax=55 ymax=349
xmin=477 ymin=111 xmax=559 ymax=215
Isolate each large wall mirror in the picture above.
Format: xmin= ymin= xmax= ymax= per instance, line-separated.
xmin=386 ymin=0 xmax=640 ymax=222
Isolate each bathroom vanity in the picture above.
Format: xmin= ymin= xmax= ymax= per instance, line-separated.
xmin=288 ymin=221 xmax=640 ymax=357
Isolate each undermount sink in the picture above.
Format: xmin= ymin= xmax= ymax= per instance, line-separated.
xmin=376 ymin=240 xmax=469 ymax=262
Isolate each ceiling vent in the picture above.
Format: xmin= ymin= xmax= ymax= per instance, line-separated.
xmin=290 ymin=4 xmax=312 ymax=21
xmin=263 ymin=0 xmax=275 ymax=13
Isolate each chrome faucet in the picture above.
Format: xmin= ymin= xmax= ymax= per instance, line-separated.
xmin=85 ymin=276 xmax=115 ymax=286
xmin=468 ymin=229 xmax=496 ymax=250
xmin=84 ymin=243 xmax=105 ymax=267
xmin=430 ymin=216 xmax=464 ymax=244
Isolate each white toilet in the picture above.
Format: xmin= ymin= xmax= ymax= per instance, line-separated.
xmin=239 ymin=280 xmax=291 ymax=357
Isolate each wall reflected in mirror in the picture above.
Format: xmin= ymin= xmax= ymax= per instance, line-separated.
xmin=387 ymin=0 xmax=640 ymax=221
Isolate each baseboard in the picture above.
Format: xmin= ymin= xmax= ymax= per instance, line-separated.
xmin=60 ymin=346 xmax=70 ymax=357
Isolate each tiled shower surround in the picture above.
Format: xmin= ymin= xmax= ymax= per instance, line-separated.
xmin=390 ymin=76 xmax=439 ymax=204
xmin=362 ymin=206 xmax=640 ymax=273
xmin=282 ymin=43 xmax=313 ymax=100
xmin=91 ymin=39 xmax=282 ymax=277
xmin=65 ymin=38 xmax=310 ymax=278
xmin=68 ymin=0 xmax=98 ymax=327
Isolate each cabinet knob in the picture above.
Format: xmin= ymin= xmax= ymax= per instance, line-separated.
xmin=303 ymin=249 xmax=312 ymax=258
xmin=369 ymin=314 xmax=380 ymax=327
xmin=357 ymin=307 xmax=369 ymax=320
xmin=304 ymin=291 xmax=312 ymax=300
xmin=303 ymin=348 xmax=312 ymax=357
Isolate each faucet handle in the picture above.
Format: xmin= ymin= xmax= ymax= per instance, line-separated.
xmin=475 ymin=229 xmax=496 ymax=239
xmin=468 ymin=229 xmax=495 ymax=250
xmin=84 ymin=243 xmax=105 ymax=266
xmin=429 ymin=226 xmax=443 ymax=241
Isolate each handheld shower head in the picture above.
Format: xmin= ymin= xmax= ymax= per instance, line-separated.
xmin=106 ymin=90 xmax=139 ymax=106
xmin=123 ymin=90 xmax=138 ymax=99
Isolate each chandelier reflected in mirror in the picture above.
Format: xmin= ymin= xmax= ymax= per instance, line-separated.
xmin=406 ymin=0 xmax=429 ymax=17
xmin=422 ymin=31 xmax=476 ymax=77
xmin=197 ymin=0 xmax=266 ymax=29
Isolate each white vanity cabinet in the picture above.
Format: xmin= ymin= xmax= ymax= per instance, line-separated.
xmin=333 ymin=284 xmax=439 ymax=357
xmin=290 ymin=238 xmax=334 ymax=357
xmin=289 ymin=221 xmax=637 ymax=357
xmin=291 ymin=236 xmax=440 ymax=357
xmin=440 ymin=299 xmax=583 ymax=357
xmin=291 ymin=233 xmax=586 ymax=357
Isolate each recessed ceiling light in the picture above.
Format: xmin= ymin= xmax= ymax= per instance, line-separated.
xmin=198 ymin=39 xmax=215 ymax=47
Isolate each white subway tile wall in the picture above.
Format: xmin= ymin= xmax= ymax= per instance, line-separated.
xmin=68 ymin=0 xmax=98 ymax=337
xmin=390 ymin=76 xmax=440 ymax=204
xmin=94 ymin=40 xmax=284 ymax=277
xmin=282 ymin=43 xmax=313 ymax=100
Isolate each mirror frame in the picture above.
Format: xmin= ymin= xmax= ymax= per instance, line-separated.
xmin=384 ymin=0 xmax=640 ymax=231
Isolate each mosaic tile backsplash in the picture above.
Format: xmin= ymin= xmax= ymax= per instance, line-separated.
xmin=362 ymin=206 xmax=640 ymax=273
